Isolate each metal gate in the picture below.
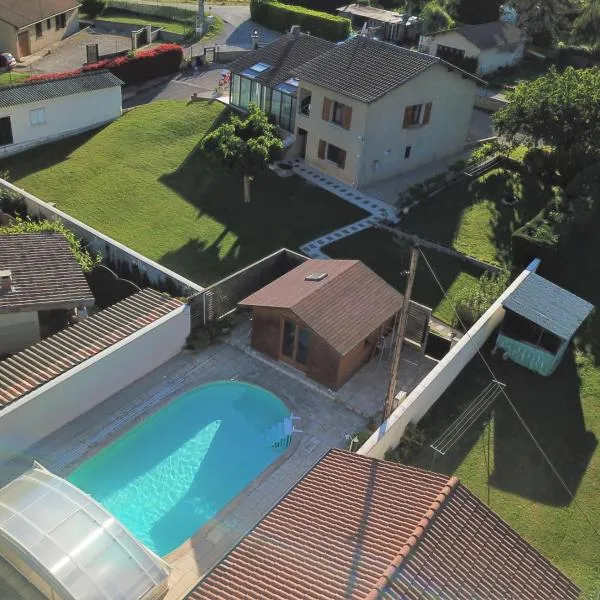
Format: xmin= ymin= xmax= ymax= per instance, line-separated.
xmin=204 ymin=46 xmax=216 ymax=64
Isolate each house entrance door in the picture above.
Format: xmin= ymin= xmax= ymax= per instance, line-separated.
xmin=297 ymin=128 xmax=307 ymax=159
xmin=280 ymin=319 xmax=310 ymax=369
xmin=17 ymin=31 xmax=31 ymax=58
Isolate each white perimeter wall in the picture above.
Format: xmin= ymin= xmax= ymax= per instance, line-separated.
xmin=0 ymin=312 xmax=40 ymax=355
xmin=0 ymin=304 xmax=191 ymax=463
xmin=359 ymin=267 xmax=533 ymax=459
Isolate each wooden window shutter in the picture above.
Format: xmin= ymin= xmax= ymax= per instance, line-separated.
xmin=423 ymin=102 xmax=432 ymax=125
xmin=322 ymin=97 xmax=332 ymax=121
xmin=403 ymin=106 xmax=412 ymax=128
xmin=342 ymin=105 xmax=353 ymax=130
xmin=338 ymin=149 xmax=347 ymax=169
xmin=318 ymin=139 xmax=326 ymax=159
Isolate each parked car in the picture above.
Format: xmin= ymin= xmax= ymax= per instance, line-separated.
xmin=0 ymin=53 xmax=16 ymax=71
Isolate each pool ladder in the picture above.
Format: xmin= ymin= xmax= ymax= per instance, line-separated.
xmin=265 ymin=414 xmax=302 ymax=450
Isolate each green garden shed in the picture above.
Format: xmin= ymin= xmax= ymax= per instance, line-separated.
xmin=495 ymin=273 xmax=593 ymax=376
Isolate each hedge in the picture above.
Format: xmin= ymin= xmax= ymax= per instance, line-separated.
xmin=250 ymin=0 xmax=351 ymax=42
xmin=511 ymin=210 xmax=560 ymax=275
xmin=28 ymin=44 xmax=183 ymax=85
xmin=106 ymin=0 xmax=196 ymax=21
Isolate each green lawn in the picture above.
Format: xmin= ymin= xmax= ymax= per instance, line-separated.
xmin=0 ymin=72 xmax=28 ymax=86
xmin=1 ymin=100 xmax=366 ymax=285
xmin=95 ymin=9 xmax=195 ymax=34
xmin=486 ymin=56 xmax=553 ymax=87
xmin=323 ymin=228 xmax=484 ymax=325
xmin=405 ymin=347 xmax=600 ymax=597
xmin=399 ymin=167 xmax=549 ymax=267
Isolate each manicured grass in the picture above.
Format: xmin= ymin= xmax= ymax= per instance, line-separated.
xmin=405 ymin=348 xmax=600 ymax=596
xmin=323 ymin=228 xmax=485 ymax=325
xmin=0 ymin=72 xmax=28 ymax=86
xmin=1 ymin=100 xmax=366 ymax=285
xmin=399 ymin=167 xmax=548 ymax=267
xmin=95 ymin=9 xmax=194 ymax=34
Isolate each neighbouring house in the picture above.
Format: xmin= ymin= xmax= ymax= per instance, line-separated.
xmin=0 ymin=70 xmax=123 ymax=156
xmin=336 ymin=4 xmax=420 ymax=43
xmin=188 ymin=448 xmax=580 ymax=600
xmin=0 ymin=0 xmax=80 ymax=60
xmin=0 ymin=232 xmax=94 ymax=356
xmin=419 ymin=21 xmax=526 ymax=76
xmin=228 ymin=29 xmax=334 ymax=134
xmin=495 ymin=273 xmax=593 ymax=376
xmin=294 ymin=35 xmax=480 ymax=186
xmin=239 ymin=259 xmax=403 ymax=390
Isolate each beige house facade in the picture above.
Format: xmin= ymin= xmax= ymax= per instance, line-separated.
xmin=0 ymin=0 xmax=80 ymax=60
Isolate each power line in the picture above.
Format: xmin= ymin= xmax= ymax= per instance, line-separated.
xmin=417 ymin=247 xmax=600 ymax=539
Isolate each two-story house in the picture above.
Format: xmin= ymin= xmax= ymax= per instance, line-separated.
xmin=294 ymin=35 xmax=480 ymax=187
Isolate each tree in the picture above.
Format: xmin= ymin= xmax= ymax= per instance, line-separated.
xmin=81 ymin=0 xmax=106 ymax=18
xmin=420 ymin=1 xmax=454 ymax=34
xmin=448 ymin=0 xmax=501 ymax=24
xmin=494 ymin=67 xmax=600 ymax=181
xmin=572 ymin=0 xmax=600 ymax=47
xmin=200 ymin=104 xmax=283 ymax=204
xmin=509 ymin=0 xmax=570 ymax=44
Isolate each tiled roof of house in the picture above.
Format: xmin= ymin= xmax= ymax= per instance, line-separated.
xmin=0 ymin=71 xmax=123 ymax=108
xmin=0 ymin=0 xmax=80 ymax=28
xmin=295 ymin=36 xmax=479 ymax=103
xmin=0 ymin=232 xmax=94 ymax=313
xmin=0 ymin=288 xmax=183 ymax=409
xmin=503 ymin=272 xmax=593 ymax=340
xmin=439 ymin=21 xmax=525 ymax=50
xmin=188 ymin=449 xmax=580 ymax=600
xmin=227 ymin=32 xmax=335 ymax=88
xmin=239 ymin=259 xmax=403 ymax=356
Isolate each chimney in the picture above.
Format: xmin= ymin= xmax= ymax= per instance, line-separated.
xmin=0 ymin=270 xmax=12 ymax=292
xmin=290 ymin=25 xmax=301 ymax=37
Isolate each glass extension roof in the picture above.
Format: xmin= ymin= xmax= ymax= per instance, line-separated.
xmin=0 ymin=465 xmax=170 ymax=600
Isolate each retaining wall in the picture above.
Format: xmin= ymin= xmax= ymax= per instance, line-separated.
xmin=358 ymin=266 xmax=534 ymax=459
xmin=0 ymin=178 xmax=203 ymax=297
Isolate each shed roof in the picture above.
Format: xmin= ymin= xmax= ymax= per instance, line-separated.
xmin=239 ymin=259 xmax=403 ymax=355
xmin=503 ymin=273 xmax=593 ymax=340
xmin=0 ymin=71 xmax=123 ymax=108
xmin=0 ymin=0 xmax=80 ymax=29
xmin=227 ymin=32 xmax=335 ymax=89
xmin=436 ymin=21 xmax=524 ymax=50
xmin=0 ymin=232 xmax=94 ymax=313
xmin=337 ymin=4 xmax=403 ymax=24
xmin=188 ymin=449 xmax=579 ymax=600
xmin=295 ymin=35 xmax=480 ymax=103
xmin=0 ymin=288 xmax=183 ymax=409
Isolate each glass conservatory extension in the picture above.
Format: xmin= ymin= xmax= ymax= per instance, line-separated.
xmin=0 ymin=464 xmax=170 ymax=600
xmin=230 ymin=62 xmax=299 ymax=132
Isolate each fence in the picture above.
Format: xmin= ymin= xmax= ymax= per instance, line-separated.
xmin=358 ymin=265 xmax=535 ymax=459
xmin=189 ymin=248 xmax=307 ymax=327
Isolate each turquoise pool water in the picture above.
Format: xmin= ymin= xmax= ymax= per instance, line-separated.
xmin=68 ymin=381 xmax=290 ymax=556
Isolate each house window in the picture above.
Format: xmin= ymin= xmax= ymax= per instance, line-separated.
xmin=56 ymin=13 xmax=66 ymax=30
xmin=322 ymin=97 xmax=352 ymax=130
xmin=47 ymin=19 xmax=51 ymax=29
xmin=230 ymin=73 xmax=240 ymax=106
xmin=404 ymin=146 xmax=411 ymax=159
xmin=239 ymin=76 xmax=251 ymax=109
xmin=35 ymin=23 xmax=43 ymax=39
xmin=0 ymin=116 xmax=13 ymax=145
xmin=299 ymin=88 xmax=311 ymax=116
xmin=318 ymin=140 xmax=346 ymax=169
xmin=281 ymin=319 xmax=311 ymax=367
xmin=29 ymin=108 xmax=46 ymax=126
xmin=332 ymin=101 xmax=345 ymax=125
xmin=403 ymin=102 xmax=432 ymax=128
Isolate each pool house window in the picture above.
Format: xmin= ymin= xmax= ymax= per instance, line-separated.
xmin=230 ymin=68 xmax=298 ymax=132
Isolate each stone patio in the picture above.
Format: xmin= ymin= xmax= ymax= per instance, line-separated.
xmin=0 ymin=321 xmax=435 ymax=599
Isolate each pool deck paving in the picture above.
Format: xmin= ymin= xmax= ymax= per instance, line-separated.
xmin=0 ymin=326 xmax=435 ymax=599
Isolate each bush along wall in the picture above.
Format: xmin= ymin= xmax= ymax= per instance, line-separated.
xmin=27 ymin=44 xmax=183 ymax=86
xmin=250 ymin=0 xmax=351 ymax=41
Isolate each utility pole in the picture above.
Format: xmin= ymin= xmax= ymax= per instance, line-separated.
xmin=382 ymin=246 xmax=419 ymax=422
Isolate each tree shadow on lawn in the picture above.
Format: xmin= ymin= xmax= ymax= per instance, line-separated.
xmin=409 ymin=346 xmax=595 ymax=507
xmin=158 ymin=146 xmax=367 ymax=286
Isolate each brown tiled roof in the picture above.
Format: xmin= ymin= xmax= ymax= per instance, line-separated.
xmin=0 ymin=288 xmax=183 ymax=409
xmin=188 ymin=449 xmax=580 ymax=600
xmin=239 ymin=259 xmax=403 ymax=355
xmin=227 ymin=32 xmax=335 ymax=88
xmin=0 ymin=0 xmax=80 ymax=28
xmin=0 ymin=232 xmax=94 ymax=313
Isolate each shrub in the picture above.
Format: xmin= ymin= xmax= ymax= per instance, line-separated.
xmin=467 ymin=141 xmax=499 ymax=166
xmin=384 ymin=423 xmax=426 ymax=463
xmin=250 ymin=0 xmax=351 ymax=41
xmin=453 ymin=271 xmax=510 ymax=327
xmin=82 ymin=0 xmax=106 ymax=18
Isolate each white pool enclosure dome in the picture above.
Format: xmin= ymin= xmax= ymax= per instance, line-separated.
xmin=0 ymin=464 xmax=170 ymax=600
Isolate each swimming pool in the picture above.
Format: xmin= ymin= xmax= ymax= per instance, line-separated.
xmin=68 ymin=381 xmax=290 ymax=556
